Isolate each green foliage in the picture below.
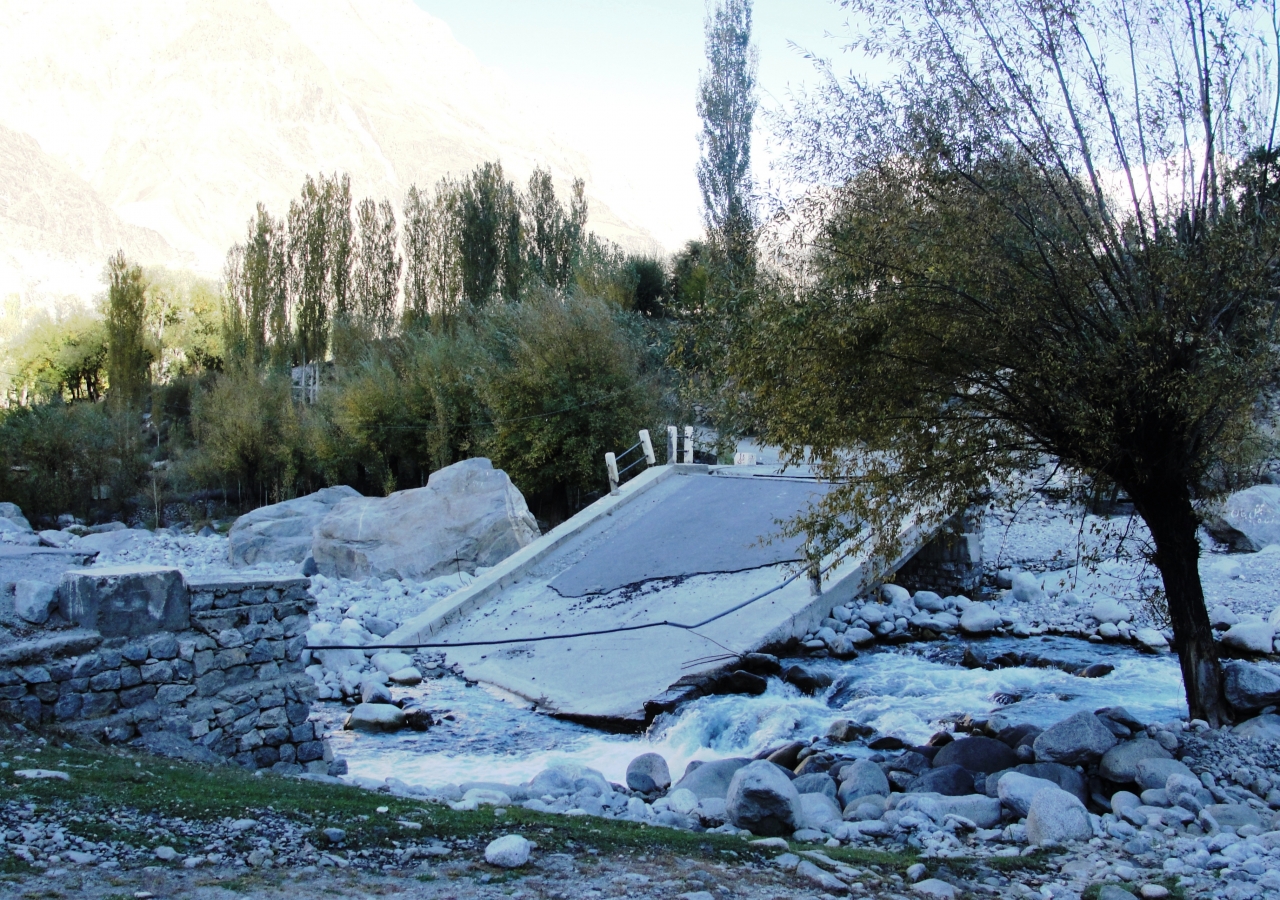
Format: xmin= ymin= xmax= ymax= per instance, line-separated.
xmin=4 ymin=311 xmax=108 ymax=403
xmin=480 ymin=292 xmax=664 ymax=514
xmin=402 ymin=178 xmax=464 ymax=324
xmin=351 ymin=197 xmax=402 ymax=342
xmin=458 ymin=161 xmax=523 ymax=307
xmin=697 ymin=0 xmax=757 ymax=274
xmin=287 ymin=173 xmax=352 ymax=365
xmin=105 ymin=251 xmax=151 ymax=405
xmin=143 ymin=266 xmax=224 ymax=378
xmin=524 ymin=167 xmax=587 ymax=290
xmin=736 ymin=0 xmax=1280 ymax=723
xmin=0 ymin=400 xmax=147 ymax=523
xmin=223 ymin=203 xmax=287 ymax=368
xmin=187 ymin=367 xmax=319 ymax=509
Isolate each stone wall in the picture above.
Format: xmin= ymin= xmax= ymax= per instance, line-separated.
xmin=893 ymin=510 xmax=984 ymax=596
xmin=0 ymin=568 xmax=340 ymax=775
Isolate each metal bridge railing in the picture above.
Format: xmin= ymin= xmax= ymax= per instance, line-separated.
xmin=604 ymin=429 xmax=656 ymax=495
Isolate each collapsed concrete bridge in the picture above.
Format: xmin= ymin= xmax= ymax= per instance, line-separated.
xmin=385 ymin=462 xmax=981 ymax=729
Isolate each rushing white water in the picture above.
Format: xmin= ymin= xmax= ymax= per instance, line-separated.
xmin=320 ymin=636 xmax=1187 ymax=789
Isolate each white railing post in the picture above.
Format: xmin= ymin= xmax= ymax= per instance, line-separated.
xmin=667 ymin=425 xmax=678 ymax=464
xmin=682 ymin=426 xmax=694 ymax=464
xmin=605 ymin=452 xmax=619 ymax=495
xmin=639 ymin=429 xmax=655 ymax=466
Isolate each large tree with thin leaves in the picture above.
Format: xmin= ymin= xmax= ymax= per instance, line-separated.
xmin=730 ymin=0 xmax=1280 ymax=725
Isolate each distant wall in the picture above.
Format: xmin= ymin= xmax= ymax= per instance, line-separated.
xmin=0 ymin=568 xmax=340 ymax=774
xmin=893 ymin=510 xmax=984 ymax=596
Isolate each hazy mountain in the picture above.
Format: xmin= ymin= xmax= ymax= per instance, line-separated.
xmin=0 ymin=0 xmax=658 ymax=308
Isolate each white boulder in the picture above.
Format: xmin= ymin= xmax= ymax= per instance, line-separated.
xmin=996 ymin=772 xmax=1059 ymax=817
xmin=1221 ymin=622 xmax=1275 ymax=654
xmin=1090 ymin=598 xmax=1131 ymax=624
xmin=959 ymin=604 xmax=1002 ymax=634
xmin=346 ymin=703 xmax=405 ymax=732
xmin=1011 ymin=571 xmax=1046 ymax=603
xmin=484 ymin=834 xmax=531 ymax=868
xmin=228 ymin=485 xmax=360 ymax=566
xmin=1025 ymin=787 xmax=1092 ymax=846
xmin=1205 ymin=485 xmax=1280 ymax=551
xmin=312 ymin=458 xmax=539 ymax=581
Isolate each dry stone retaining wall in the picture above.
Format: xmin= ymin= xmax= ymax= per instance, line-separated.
xmin=0 ymin=568 xmax=340 ymax=774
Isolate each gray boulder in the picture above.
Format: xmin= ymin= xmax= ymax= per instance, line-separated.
xmin=58 ymin=566 xmax=188 ymax=638
xmin=626 ymin=752 xmax=671 ymax=793
xmin=1223 ymin=660 xmax=1280 ymax=713
xmin=726 ymin=760 xmax=802 ymax=836
xmin=673 ymin=757 xmax=751 ymax=800
xmin=312 ymin=459 xmax=539 ymax=580
xmin=792 ymin=773 xmax=837 ymax=800
xmin=1025 ymin=787 xmax=1092 ymax=846
xmin=1097 ymin=738 xmax=1173 ymax=784
xmin=838 ymin=759 xmax=890 ymax=807
xmin=796 ymin=792 xmax=842 ymax=829
xmin=1232 ymin=713 xmax=1280 ymax=740
xmin=983 ymin=763 xmax=1087 ymax=804
xmin=346 ymin=703 xmax=405 ymax=732
xmin=1134 ymin=757 xmax=1193 ymax=791
xmin=14 ymin=579 xmax=57 ymax=624
xmin=1032 ymin=711 xmax=1117 ymax=765
xmin=229 ymin=486 xmax=360 ymax=567
xmin=0 ymin=502 xmax=31 ymax=530
xmin=996 ymin=771 xmax=1060 ymax=817
xmin=933 ymin=735 xmax=1018 ymax=773
xmin=1205 ymin=485 xmax=1280 ymax=551
xmin=959 ymin=604 xmax=1002 ymax=634
xmin=897 ymin=793 xmax=1002 ymax=828
xmin=908 ymin=765 xmax=973 ymax=796
xmin=76 ymin=528 xmax=153 ymax=556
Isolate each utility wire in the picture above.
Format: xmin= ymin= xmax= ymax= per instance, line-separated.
xmin=306 ymin=562 xmax=826 ymax=653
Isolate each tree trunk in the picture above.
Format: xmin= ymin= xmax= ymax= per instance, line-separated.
xmin=1128 ymin=477 xmax=1230 ymax=726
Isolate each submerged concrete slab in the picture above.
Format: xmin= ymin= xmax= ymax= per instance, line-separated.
xmin=387 ymin=466 xmax=938 ymax=725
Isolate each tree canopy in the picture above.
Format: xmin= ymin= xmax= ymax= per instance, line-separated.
xmin=728 ymin=0 xmax=1280 ymax=723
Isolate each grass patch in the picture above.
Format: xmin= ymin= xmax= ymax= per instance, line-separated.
xmin=1082 ymin=876 xmax=1185 ymax=900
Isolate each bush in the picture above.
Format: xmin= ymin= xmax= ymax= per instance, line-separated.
xmin=0 ymin=401 xmax=148 ymax=525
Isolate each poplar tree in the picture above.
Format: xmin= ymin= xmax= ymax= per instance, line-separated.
xmin=353 ymin=197 xmax=402 ymax=340
xmin=524 ymin=168 xmax=587 ymax=290
xmin=105 ymin=251 xmax=150 ymax=405
xmin=459 ymin=162 xmax=522 ymax=307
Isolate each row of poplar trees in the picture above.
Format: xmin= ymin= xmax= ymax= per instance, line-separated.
xmin=222 ymin=163 xmax=587 ymax=369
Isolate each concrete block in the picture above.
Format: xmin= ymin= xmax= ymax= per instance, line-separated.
xmin=59 ymin=566 xmax=189 ymax=638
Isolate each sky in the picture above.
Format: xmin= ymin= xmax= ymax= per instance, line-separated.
xmin=415 ymin=0 xmax=857 ymax=251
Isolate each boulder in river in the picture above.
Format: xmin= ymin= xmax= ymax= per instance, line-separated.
xmin=312 ymin=458 xmax=539 ymax=581
xmin=673 ymin=757 xmax=751 ymax=800
xmin=1032 ymin=711 xmax=1117 ymax=765
xmin=229 ymin=485 xmax=360 ymax=566
xmin=1221 ymin=622 xmax=1276 ymax=655
xmin=933 ymin=735 xmax=1018 ymax=774
xmin=626 ymin=752 xmax=671 ymax=793
xmin=725 ymin=760 xmax=802 ymax=836
xmin=347 ymin=703 xmax=405 ymax=732
xmin=959 ymin=604 xmax=1002 ymax=634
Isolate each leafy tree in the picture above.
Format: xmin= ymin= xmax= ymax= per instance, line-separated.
xmin=403 ymin=178 xmax=466 ymax=325
xmin=287 ymin=172 xmax=352 ymax=364
xmin=459 ymin=162 xmax=522 ymax=307
xmin=105 ymin=251 xmax=151 ymax=405
xmin=353 ymin=197 xmax=402 ymax=340
xmin=697 ymin=0 xmax=757 ymax=276
xmin=524 ymin=168 xmax=587 ymax=290
xmin=736 ymin=0 xmax=1280 ymax=724
xmin=629 ymin=256 xmax=668 ymax=318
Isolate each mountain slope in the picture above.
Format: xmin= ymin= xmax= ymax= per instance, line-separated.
xmin=0 ymin=0 xmax=657 ymax=303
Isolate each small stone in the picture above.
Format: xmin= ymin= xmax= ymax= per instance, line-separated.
xmin=388 ymin=667 xmax=422 ymax=685
xmin=323 ymin=827 xmax=346 ymax=844
xmin=907 ymin=862 xmax=927 ymax=882
xmin=1139 ymin=886 xmax=1169 ymax=900
xmin=626 ymin=752 xmax=672 ymax=793
xmin=484 ymin=834 xmax=532 ymax=868
xmin=14 ymin=769 xmax=69 ymax=781
xmin=1091 ymin=598 xmax=1132 ymax=624
xmin=154 ymin=846 xmax=178 ymax=861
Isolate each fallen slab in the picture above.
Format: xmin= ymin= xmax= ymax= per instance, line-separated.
xmin=387 ymin=465 xmax=940 ymax=727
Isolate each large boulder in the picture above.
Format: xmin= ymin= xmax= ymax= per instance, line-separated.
xmin=796 ymin=792 xmax=843 ymax=829
xmin=1025 ymin=787 xmax=1092 ymax=846
xmin=346 ymin=703 xmax=405 ymax=732
xmin=58 ymin=566 xmax=188 ymax=638
xmin=1032 ymin=711 xmax=1117 ymax=765
xmin=673 ymin=758 xmax=751 ymax=800
xmin=229 ymin=486 xmax=360 ymax=567
xmin=14 ymin=580 xmax=56 ymax=624
xmin=0 ymin=502 xmax=31 ymax=531
xmin=1205 ymin=485 xmax=1280 ymax=552
xmin=959 ymin=604 xmax=1002 ymax=634
xmin=838 ymin=759 xmax=890 ymax=807
xmin=908 ymin=765 xmax=973 ymax=796
xmin=996 ymin=772 xmax=1060 ymax=817
xmin=626 ymin=753 xmax=671 ymax=793
xmin=1097 ymin=738 xmax=1173 ymax=784
xmin=1222 ymin=660 xmax=1280 ymax=714
xmin=1232 ymin=713 xmax=1280 ymax=740
xmin=725 ymin=760 xmax=802 ymax=836
xmin=897 ymin=793 xmax=1002 ymax=828
xmin=983 ymin=763 xmax=1088 ymax=805
xmin=933 ymin=735 xmax=1018 ymax=774
xmin=1133 ymin=757 xmax=1193 ymax=791
xmin=1221 ymin=622 xmax=1276 ymax=655
xmin=312 ymin=459 xmax=539 ymax=580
